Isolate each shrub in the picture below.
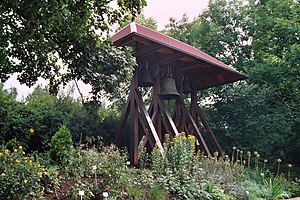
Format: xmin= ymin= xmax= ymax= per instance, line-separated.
xmin=5 ymin=138 xmax=21 ymax=151
xmin=50 ymin=125 xmax=75 ymax=163
xmin=0 ymin=145 xmax=48 ymax=199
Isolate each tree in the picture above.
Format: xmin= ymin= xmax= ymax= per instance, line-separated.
xmin=164 ymin=0 xmax=300 ymax=162
xmin=0 ymin=0 xmax=146 ymax=99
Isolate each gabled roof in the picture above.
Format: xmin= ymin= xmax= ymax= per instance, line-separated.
xmin=112 ymin=22 xmax=246 ymax=90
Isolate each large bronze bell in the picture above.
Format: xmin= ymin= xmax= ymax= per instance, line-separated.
xmin=160 ymin=67 xmax=180 ymax=99
xmin=138 ymin=61 xmax=154 ymax=87
xmin=183 ymin=75 xmax=192 ymax=94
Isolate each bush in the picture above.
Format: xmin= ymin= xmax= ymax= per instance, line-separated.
xmin=50 ymin=125 xmax=75 ymax=163
xmin=0 ymin=145 xmax=48 ymax=199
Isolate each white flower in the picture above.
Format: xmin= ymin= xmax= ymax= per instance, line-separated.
xmin=92 ymin=165 xmax=97 ymax=172
xmin=79 ymin=190 xmax=85 ymax=196
xmin=260 ymin=173 xmax=264 ymax=177
xmin=246 ymin=191 xmax=249 ymax=195
xmin=103 ymin=192 xmax=109 ymax=198
xmin=126 ymin=161 xmax=130 ymax=165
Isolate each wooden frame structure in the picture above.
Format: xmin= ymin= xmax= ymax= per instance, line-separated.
xmin=112 ymin=23 xmax=247 ymax=165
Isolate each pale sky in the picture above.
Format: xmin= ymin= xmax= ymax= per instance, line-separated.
xmin=143 ymin=0 xmax=209 ymax=30
xmin=3 ymin=0 xmax=210 ymax=101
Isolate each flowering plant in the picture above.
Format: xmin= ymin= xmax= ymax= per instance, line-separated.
xmin=0 ymin=145 xmax=48 ymax=199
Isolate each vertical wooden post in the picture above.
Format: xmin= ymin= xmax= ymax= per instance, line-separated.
xmin=153 ymin=64 xmax=162 ymax=141
xmin=130 ymin=70 xmax=139 ymax=165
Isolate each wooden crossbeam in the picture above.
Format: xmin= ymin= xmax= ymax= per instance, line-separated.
xmin=114 ymin=89 xmax=132 ymax=145
xmin=134 ymin=89 xmax=165 ymax=157
xmin=179 ymin=98 xmax=212 ymax=157
xmin=195 ymin=105 xmax=223 ymax=154
xmin=157 ymin=97 xmax=179 ymax=137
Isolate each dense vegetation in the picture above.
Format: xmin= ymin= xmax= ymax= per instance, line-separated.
xmin=0 ymin=0 xmax=299 ymax=199
xmin=1 ymin=130 xmax=300 ymax=199
xmin=0 ymin=84 xmax=120 ymax=151
xmin=164 ymin=0 xmax=300 ymax=163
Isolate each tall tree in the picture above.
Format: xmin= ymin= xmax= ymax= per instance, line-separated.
xmin=0 ymin=0 xmax=146 ymax=99
xmin=164 ymin=0 xmax=300 ymax=162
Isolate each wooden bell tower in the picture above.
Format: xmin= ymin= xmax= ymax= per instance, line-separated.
xmin=112 ymin=23 xmax=247 ymax=165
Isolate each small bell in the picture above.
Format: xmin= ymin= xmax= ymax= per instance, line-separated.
xmin=160 ymin=67 xmax=180 ymax=100
xmin=138 ymin=61 xmax=154 ymax=87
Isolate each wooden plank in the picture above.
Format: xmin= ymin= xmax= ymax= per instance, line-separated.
xmin=134 ymin=89 xmax=165 ymax=157
xmin=114 ymin=90 xmax=131 ymax=145
xmin=138 ymin=135 xmax=148 ymax=158
xmin=130 ymin=90 xmax=139 ymax=165
xmin=135 ymin=44 xmax=162 ymax=58
xmin=157 ymin=97 xmax=179 ymax=136
xmin=196 ymin=105 xmax=223 ymax=154
xmin=160 ymin=112 xmax=173 ymax=138
xmin=182 ymin=62 xmax=210 ymax=72
xmin=138 ymin=114 xmax=155 ymax=149
xmin=180 ymin=99 xmax=211 ymax=156
xmin=157 ymin=53 xmax=185 ymax=66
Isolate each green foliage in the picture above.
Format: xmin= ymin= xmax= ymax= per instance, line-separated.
xmin=0 ymin=145 xmax=48 ymax=199
xmin=0 ymin=86 xmax=121 ymax=153
xmin=0 ymin=84 xmax=30 ymax=147
xmin=164 ymin=0 xmax=300 ymax=164
xmin=148 ymin=185 xmax=168 ymax=200
xmin=0 ymin=0 xmax=146 ymax=98
xmin=264 ymin=178 xmax=289 ymax=200
xmin=50 ymin=125 xmax=75 ymax=163
xmin=5 ymin=138 xmax=21 ymax=151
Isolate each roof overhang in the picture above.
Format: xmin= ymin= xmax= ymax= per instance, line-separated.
xmin=112 ymin=22 xmax=247 ymax=90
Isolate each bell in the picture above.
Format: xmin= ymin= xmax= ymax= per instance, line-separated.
xmin=183 ymin=76 xmax=192 ymax=94
xmin=160 ymin=77 xmax=180 ymax=99
xmin=138 ymin=61 xmax=154 ymax=87
xmin=139 ymin=69 xmax=154 ymax=87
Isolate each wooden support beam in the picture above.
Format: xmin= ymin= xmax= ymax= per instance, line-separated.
xmin=157 ymin=96 xmax=179 ymax=137
xmin=196 ymin=106 xmax=223 ymax=154
xmin=138 ymin=114 xmax=155 ymax=149
xmin=182 ymin=63 xmax=210 ymax=72
xmin=157 ymin=53 xmax=185 ymax=66
xmin=138 ymin=135 xmax=148 ymax=157
xmin=180 ymin=98 xmax=211 ymax=156
xmin=130 ymin=89 xmax=139 ymax=165
xmin=128 ymin=69 xmax=139 ymax=165
xmin=114 ymin=91 xmax=131 ymax=145
xmin=134 ymin=89 xmax=165 ymax=157
xmin=135 ymin=44 xmax=161 ymax=58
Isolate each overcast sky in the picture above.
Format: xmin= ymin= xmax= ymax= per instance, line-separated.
xmin=143 ymin=0 xmax=209 ymax=29
xmin=4 ymin=0 xmax=210 ymax=101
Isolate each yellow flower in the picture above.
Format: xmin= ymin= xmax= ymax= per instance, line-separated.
xmin=19 ymin=146 xmax=22 ymax=150
xmin=4 ymin=149 xmax=9 ymax=155
xmin=23 ymin=179 xmax=28 ymax=183
xmin=37 ymin=172 xmax=43 ymax=176
xmin=1 ymin=173 xmax=5 ymax=177
xmin=14 ymin=149 xmax=17 ymax=153
xmin=22 ymin=151 xmax=25 ymax=155
xmin=37 ymin=164 xmax=40 ymax=168
xmin=29 ymin=128 xmax=34 ymax=134
xmin=16 ymin=159 xmax=20 ymax=163
xmin=214 ymin=151 xmax=219 ymax=157
xmin=0 ymin=152 xmax=3 ymax=157
xmin=188 ymin=135 xmax=195 ymax=140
